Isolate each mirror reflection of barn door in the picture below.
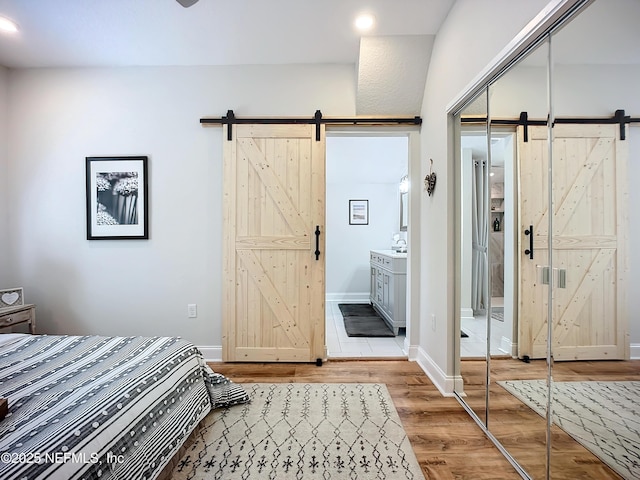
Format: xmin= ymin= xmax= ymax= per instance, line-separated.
xmin=518 ymin=124 xmax=628 ymax=361
xmin=222 ymin=124 xmax=326 ymax=362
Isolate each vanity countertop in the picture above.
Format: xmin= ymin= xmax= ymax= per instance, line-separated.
xmin=371 ymin=249 xmax=407 ymax=259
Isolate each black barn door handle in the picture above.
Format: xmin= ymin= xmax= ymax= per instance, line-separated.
xmin=524 ymin=225 xmax=534 ymax=259
xmin=315 ymin=225 xmax=321 ymax=260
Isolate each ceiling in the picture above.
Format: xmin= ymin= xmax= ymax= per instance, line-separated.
xmin=0 ymin=0 xmax=448 ymax=185
xmin=0 ymin=0 xmax=454 ymax=68
xmin=0 ymin=0 xmax=455 ymax=114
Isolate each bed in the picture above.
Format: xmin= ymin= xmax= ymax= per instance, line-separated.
xmin=0 ymin=334 xmax=248 ymax=480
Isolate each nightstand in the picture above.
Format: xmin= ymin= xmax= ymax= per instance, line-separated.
xmin=0 ymin=304 xmax=36 ymax=334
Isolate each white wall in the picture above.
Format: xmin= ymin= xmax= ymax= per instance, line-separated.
xmin=491 ymin=64 xmax=640 ymax=118
xmin=5 ymin=64 xmax=355 ymax=345
xmin=325 ymin=136 xmax=407 ymax=301
xmin=325 ymin=183 xmax=398 ymax=300
xmin=417 ymin=0 xmax=551 ymax=391
xmin=0 ymin=66 xmax=8 ymax=285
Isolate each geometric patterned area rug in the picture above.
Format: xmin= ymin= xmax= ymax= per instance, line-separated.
xmin=498 ymin=380 xmax=640 ymax=480
xmin=172 ymin=383 xmax=425 ymax=480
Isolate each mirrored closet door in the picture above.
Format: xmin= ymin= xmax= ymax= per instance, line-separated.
xmin=456 ymin=89 xmax=490 ymax=424
xmin=486 ymin=36 xmax=552 ymax=479
xmin=548 ymin=1 xmax=637 ymax=478
xmin=454 ymin=0 xmax=639 ymax=478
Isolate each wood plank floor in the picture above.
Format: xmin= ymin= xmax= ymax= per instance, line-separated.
xmin=460 ymin=358 xmax=640 ymax=480
xmin=209 ymin=358 xmax=639 ymax=480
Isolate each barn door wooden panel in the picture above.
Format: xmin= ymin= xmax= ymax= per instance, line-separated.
xmin=223 ymin=124 xmax=325 ymax=362
xmin=518 ymin=125 xmax=550 ymax=360
xmin=518 ymin=124 xmax=628 ymax=360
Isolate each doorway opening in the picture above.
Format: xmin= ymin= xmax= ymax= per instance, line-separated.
xmin=459 ymin=129 xmax=516 ymax=358
xmin=325 ymin=133 xmax=409 ymax=358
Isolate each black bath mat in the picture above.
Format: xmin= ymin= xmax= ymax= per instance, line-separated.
xmin=338 ymin=304 xmax=394 ymax=337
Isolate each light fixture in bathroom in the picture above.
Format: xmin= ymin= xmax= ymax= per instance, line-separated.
xmin=399 ymin=175 xmax=409 ymax=193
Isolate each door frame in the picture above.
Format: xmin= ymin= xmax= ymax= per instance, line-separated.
xmin=458 ymin=127 xmax=518 ymax=359
xmin=325 ymin=126 xmax=420 ymax=358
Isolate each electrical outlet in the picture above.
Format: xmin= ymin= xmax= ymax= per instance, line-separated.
xmin=431 ymin=313 xmax=436 ymax=331
xmin=187 ymin=304 xmax=197 ymax=318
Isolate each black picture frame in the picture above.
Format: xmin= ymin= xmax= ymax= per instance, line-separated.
xmin=86 ymin=156 xmax=149 ymax=240
xmin=349 ymin=199 xmax=369 ymax=225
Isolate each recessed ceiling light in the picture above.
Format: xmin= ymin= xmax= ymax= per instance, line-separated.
xmin=0 ymin=16 xmax=18 ymax=33
xmin=354 ymin=13 xmax=375 ymax=32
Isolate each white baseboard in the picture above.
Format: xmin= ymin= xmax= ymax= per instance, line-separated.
xmin=413 ymin=346 xmax=459 ymax=397
xmin=406 ymin=344 xmax=419 ymax=360
xmin=631 ymin=343 xmax=640 ymax=360
xmin=460 ymin=307 xmax=473 ymax=319
xmin=499 ymin=336 xmax=517 ymax=357
xmin=197 ymin=346 xmax=222 ymax=363
xmin=325 ymin=293 xmax=370 ymax=303
xmin=404 ymin=337 xmax=412 ymax=356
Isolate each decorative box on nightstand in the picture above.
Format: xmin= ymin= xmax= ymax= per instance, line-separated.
xmin=0 ymin=304 xmax=36 ymax=334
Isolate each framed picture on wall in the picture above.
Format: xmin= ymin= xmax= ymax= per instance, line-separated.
xmin=349 ymin=199 xmax=369 ymax=225
xmin=86 ymin=156 xmax=149 ymax=240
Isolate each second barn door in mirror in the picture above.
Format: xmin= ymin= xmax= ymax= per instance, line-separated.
xmin=547 ymin=0 xmax=630 ymax=362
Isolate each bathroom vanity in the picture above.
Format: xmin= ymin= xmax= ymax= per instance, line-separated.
xmin=370 ymin=250 xmax=407 ymax=335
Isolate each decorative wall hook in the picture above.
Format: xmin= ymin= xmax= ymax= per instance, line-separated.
xmin=424 ymin=159 xmax=437 ymax=196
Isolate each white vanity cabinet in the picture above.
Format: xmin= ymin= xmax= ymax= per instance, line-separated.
xmin=369 ymin=250 xmax=407 ymax=335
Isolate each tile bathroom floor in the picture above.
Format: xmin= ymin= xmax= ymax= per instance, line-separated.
xmin=325 ymin=301 xmax=406 ymax=358
xmin=460 ymin=298 xmax=511 ymax=358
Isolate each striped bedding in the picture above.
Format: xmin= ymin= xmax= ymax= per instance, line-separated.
xmin=0 ymin=334 xmax=248 ymax=480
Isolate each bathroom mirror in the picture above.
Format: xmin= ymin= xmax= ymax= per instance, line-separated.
xmin=400 ymin=187 xmax=408 ymax=232
xmin=453 ymin=0 xmax=639 ymax=478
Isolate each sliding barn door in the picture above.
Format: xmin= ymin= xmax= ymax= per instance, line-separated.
xmin=222 ymin=124 xmax=326 ymax=362
xmin=518 ymin=125 xmax=550 ymax=359
xmin=518 ymin=124 xmax=628 ymax=360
